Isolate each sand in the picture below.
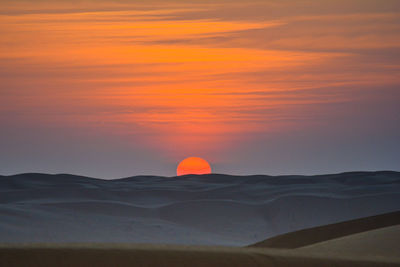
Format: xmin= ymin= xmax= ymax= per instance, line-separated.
xmin=0 ymin=243 xmax=399 ymax=267
xmin=0 ymin=171 xmax=399 ymax=245
xmin=1 ymin=172 xmax=399 ymax=266
xmin=251 ymin=210 xmax=400 ymax=248
xmin=298 ymin=225 xmax=400 ymax=258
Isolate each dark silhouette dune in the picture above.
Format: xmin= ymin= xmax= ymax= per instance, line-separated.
xmin=250 ymin=210 xmax=400 ymax=248
xmin=0 ymin=243 xmax=399 ymax=267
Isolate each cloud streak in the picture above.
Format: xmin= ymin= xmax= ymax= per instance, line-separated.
xmin=0 ymin=0 xmax=399 ymax=176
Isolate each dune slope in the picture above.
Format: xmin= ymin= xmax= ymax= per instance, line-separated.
xmin=298 ymin=224 xmax=400 ymax=258
xmin=250 ymin=210 xmax=400 ymax=248
xmin=0 ymin=171 xmax=399 ymax=245
xmin=0 ymin=243 xmax=399 ymax=267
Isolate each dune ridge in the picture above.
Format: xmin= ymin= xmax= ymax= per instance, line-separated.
xmin=250 ymin=210 xmax=400 ymax=248
xmin=0 ymin=171 xmax=399 ymax=245
xmin=299 ymin=224 xmax=400 ymax=259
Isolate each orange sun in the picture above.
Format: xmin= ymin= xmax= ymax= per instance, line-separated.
xmin=176 ymin=157 xmax=212 ymax=176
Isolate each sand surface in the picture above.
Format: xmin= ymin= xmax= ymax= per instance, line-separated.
xmin=0 ymin=243 xmax=399 ymax=267
xmin=250 ymin=210 xmax=400 ymax=261
xmin=1 ymin=172 xmax=400 ymax=266
xmin=251 ymin=210 xmax=400 ymax=248
xmin=0 ymin=171 xmax=399 ymax=245
xmin=298 ymin=224 xmax=400 ymax=258
xmin=1 ymin=213 xmax=400 ymax=266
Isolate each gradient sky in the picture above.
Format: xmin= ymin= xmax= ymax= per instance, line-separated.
xmin=1 ymin=0 xmax=399 ymax=178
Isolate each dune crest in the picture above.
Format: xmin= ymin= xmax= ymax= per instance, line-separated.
xmin=250 ymin=210 xmax=400 ymax=249
xmin=0 ymin=171 xmax=399 ymax=246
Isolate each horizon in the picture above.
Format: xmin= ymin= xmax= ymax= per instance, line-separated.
xmin=2 ymin=169 xmax=399 ymax=180
xmin=1 ymin=0 xmax=399 ymax=178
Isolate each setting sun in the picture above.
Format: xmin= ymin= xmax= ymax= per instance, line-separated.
xmin=177 ymin=157 xmax=212 ymax=176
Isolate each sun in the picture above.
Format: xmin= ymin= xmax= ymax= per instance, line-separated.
xmin=176 ymin=157 xmax=212 ymax=176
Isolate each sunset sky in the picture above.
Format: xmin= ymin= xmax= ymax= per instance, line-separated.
xmin=1 ymin=0 xmax=399 ymax=178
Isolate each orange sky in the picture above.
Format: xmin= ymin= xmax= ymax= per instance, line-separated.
xmin=1 ymin=0 xmax=399 ymax=177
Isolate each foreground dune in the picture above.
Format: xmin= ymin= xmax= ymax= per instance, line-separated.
xmin=247 ymin=210 xmax=400 ymax=265
xmin=0 ymin=243 xmax=399 ymax=267
xmin=251 ymin=210 xmax=400 ymax=249
xmin=1 ymin=211 xmax=399 ymax=266
xmin=299 ymin=225 xmax=400 ymax=259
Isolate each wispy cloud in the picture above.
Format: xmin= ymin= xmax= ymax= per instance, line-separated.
xmin=0 ymin=0 xmax=399 ymax=175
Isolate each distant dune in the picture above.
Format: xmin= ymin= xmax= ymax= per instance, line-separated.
xmin=0 ymin=171 xmax=399 ymax=246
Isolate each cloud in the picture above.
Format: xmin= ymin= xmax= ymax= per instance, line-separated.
xmin=1 ymin=0 xmax=399 ymax=175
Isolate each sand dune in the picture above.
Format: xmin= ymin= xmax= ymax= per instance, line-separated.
xmin=0 ymin=243 xmax=399 ymax=267
xmin=1 ymin=172 xmax=400 ymax=266
xmin=299 ymin=224 xmax=400 ymax=259
xmin=0 ymin=171 xmax=399 ymax=245
xmin=251 ymin=210 xmax=400 ymax=248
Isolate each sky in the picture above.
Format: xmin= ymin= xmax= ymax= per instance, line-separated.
xmin=1 ymin=0 xmax=399 ymax=178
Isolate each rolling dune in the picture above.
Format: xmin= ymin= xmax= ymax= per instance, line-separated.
xmin=250 ymin=210 xmax=400 ymax=249
xmin=0 ymin=171 xmax=399 ymax=246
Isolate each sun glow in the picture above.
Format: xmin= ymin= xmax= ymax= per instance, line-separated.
xmin=176 ymin=157 xmax=212 ymax=176
xmin=1 ymin=1 xmax=397 ymax=175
